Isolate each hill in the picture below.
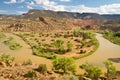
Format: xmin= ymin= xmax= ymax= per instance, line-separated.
xmin=0 ymin=9 xmax=120 ymax=32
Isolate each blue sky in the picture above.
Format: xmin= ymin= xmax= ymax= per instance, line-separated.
xmin=0 ymin=0 xmax=120 ymax=14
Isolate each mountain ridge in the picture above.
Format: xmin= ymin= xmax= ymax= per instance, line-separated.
xmin=0 ymin=9 xmax=120 ymax=20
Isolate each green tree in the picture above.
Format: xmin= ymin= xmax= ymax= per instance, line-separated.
xmin=53 ymin=57 xmax=76 ymax=74
xmin=67 ymin=41 xmax=73 ymax=52
xmin=80 ymin=63 xmax=102 ymax=80
xmin=104 ymin=60 xmax=116 ymax=79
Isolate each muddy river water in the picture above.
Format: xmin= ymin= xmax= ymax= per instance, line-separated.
xmin=76 ymin=33 xmax=120 ymax=72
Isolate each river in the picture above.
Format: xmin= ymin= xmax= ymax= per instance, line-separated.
xmin=0 ymin=33 xmax=120 ymax=72
xmin=76 ymin=33 xmax=120 ymax=73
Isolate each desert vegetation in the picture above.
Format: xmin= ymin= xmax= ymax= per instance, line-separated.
xmin=0 ymin=54 xmax=119 ymax=80
xmin=103 ymin=30 xmax=120 ymax=45
xmin=4 ymin=37 xmax=22 ymax=50
xmin=15 ymin=29 xmax=99 ymax=59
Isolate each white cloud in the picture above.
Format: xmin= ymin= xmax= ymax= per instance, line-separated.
xmin=28 ymin=0 xmax=120 ymax=14
xmin=27 ymin=5 xmax=33 ymax=9
xmin=60 ymin=0 xmax=70 ymax=2
xmin=68 ymin=4 xmax=120 ymax=14
xmin=33 ymin=0 xmax=66 ymax=11
xmin=4 ymin=0 xmax=16 ymax=4
xmin=27 ymin=1 xmax=35 ymax=6
xmin=98 ymin=4 xmax=120 ymax=14
xmin=4 ymin=0 xmax=25 ymax=4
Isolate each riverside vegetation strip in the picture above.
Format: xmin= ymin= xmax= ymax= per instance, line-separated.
xmin=103 ymin=30 xmax=120 ymax=45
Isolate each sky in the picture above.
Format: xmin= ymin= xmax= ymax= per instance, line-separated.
xmin=0 ymin=0 xmax=120 ymax=15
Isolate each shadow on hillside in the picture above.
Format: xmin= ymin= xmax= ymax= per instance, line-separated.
xmin=108 ymin=58 xmax=120 ymax=63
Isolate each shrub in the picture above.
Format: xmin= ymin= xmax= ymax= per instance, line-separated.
xmin=73 ymin=28 xmax=81 ymax=37
xmin=37 ymin=64 xmax=47 ymax=74
xmin=53 ymin=57 xmax=76 ymax=74
xmin=0 ymin=53 xmax=14 ymax=66
xmin=80 ymin=63 xmax=102 ymax=80
xmin=80 ymin=41 xmax=86 ymax=48
xmin=114 ymin=31 xmax=120 ymax=37
xmin=67 ymin=41 xmax=73 ymax=52
xmin=54 ymin=33 xmax=62 ymax=37
xmin=52 ymin=39 xmax=65 ymax=53
xmin=104 ymin=60 xmax=116 ymax=79
xmin=24 ymin=70 xmax=37 ymax=78
xmin=9 ymin=43 xmax=22 ymax=50
xmin=64 ymin=34 xmax=69 ymax=38
xmin=80 ymin=31 xmax=95 ymax=39
xmin=58 ymin=46 xmax=66 ymax=54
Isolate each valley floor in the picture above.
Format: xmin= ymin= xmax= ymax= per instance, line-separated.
xmin=0 ymin=33 xmax=120 ymax=74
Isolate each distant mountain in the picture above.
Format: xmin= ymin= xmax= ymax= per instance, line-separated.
xmin=21 ymin=9 xmax=120 ymax=20
xmin=21 ymin=9 xmax=102 ymax=20
xmin=0 ymin=9 xmax=120 ymax=32
xmin=101 ymin=14 xmax=120 ymax=20
xmin=0 ymin=9 xmax=120 ymax=20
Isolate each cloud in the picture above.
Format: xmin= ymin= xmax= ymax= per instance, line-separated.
xmin=99 ymin=4 xmax=120 ymax=14
xmin=27 ymin=5 xmax=33 ymax=9
xmin=5 ymin=0 xmax=119 ymax=14
xmin=4 ymin=0 xmax=17 ymax=4
xmin=68 ymin=4 xmax=120 ymax=14
xmin=4 ymin=0 xmax=25 ymax=4
xmin=32 ymin=0 xmax=66 ymax=11
xmin=27 ymin=0 xmax=120 ymax=14
xmin=60 ymin=0 xmax=70 ymax=2
xmin=27 ymin=1 xmax=35 ymax=6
